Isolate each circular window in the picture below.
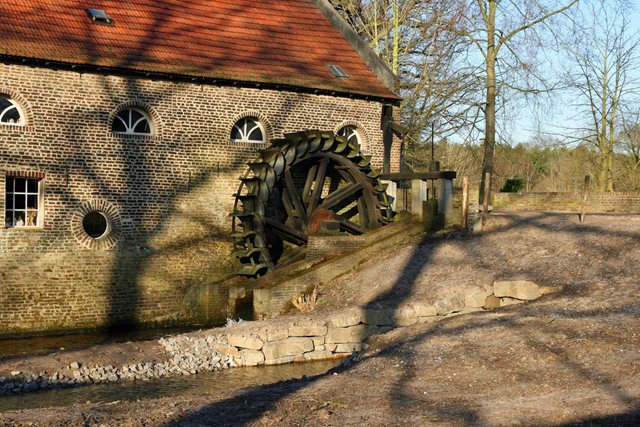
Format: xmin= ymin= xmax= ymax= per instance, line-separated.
xmin=83 ymin=211 xmax=109 ymax=239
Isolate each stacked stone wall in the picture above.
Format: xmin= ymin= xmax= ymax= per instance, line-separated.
xmin=0 ymin=280 xmax=552 ymax=396
xmin=0 ymin=64 xmax=401 ymax=335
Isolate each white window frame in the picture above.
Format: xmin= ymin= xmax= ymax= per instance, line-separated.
xmin=0 ymin=97 xmax=24 ymax=126
xmin=5 ymin=176 xmax=44 ymax=228
xmin=112 ymin=108 xmax=153 ymax=135
xmin=338 ymin=126 xmax=368 ymax=153
xmin=231 ymin=117 xmax=266 ymax=143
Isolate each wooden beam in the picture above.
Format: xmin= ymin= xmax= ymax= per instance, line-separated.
xmin=380 ymin=171 xmax=457 ymax=180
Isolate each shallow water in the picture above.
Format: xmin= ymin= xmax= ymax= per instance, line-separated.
xmin=0 ymin=326 xmax=207 ymax=356
xmin=0 ymin=359 xmax=340 ymax=413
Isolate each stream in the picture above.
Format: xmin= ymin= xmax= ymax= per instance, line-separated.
xmin=0 ymin=359 xmax=339 ymax=413
xmin=0 ymin=328 xmax=341 ymax=413
xmin=0 ymin=326 xmax=206 ymax=356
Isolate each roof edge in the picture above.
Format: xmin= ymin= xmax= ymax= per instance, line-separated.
xmin=0 ymin=55 xmax=402 ymax=105
xmin=312 ymin=0 xmax=398 ymax=92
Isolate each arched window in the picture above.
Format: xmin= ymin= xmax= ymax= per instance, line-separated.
xmin=0 ymin=97 xmax=24 ymax=125
xmin=112 ymin=108 xmax=153 ymax=135
xmin=231 ymin=117 xmax=266 ymax=143
xmin=337 ymin=126 xmax=363 ymax=148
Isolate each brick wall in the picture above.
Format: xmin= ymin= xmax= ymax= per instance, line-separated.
xmin=0 ymin=64 xmax=400 ymax=335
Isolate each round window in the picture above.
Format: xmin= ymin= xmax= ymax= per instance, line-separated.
xmin=83 ymin=211 xmax=109 ymax=239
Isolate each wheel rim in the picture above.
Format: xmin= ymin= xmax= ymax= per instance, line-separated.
xmin=231 ymin=130 xmax=394 ymax=277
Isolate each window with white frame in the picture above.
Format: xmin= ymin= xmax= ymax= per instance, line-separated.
xmin=337 ymin=126 xmax=368 ymax=152
xmin=5 ymin=175 xmax=43 ymax=228
xmin=231 ymin=117 xmax=266 ymax=143
xmin=112 ymin=108 xmax=153 ymax=135
xmin=0 ymin=96 xmax=24 ymax=125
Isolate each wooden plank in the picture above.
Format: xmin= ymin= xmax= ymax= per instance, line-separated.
xmin=380 ymin=171 xmax=457 ymax=180
xmin=462 ymin=176 xmax=469 ymax=229
xmin=580 ymin=175 xmax=591 ymax=223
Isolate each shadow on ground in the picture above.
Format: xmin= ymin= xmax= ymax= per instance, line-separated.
xmin=166 ymin=211 xmax=640 ymax=426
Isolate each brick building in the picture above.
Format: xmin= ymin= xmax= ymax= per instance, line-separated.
xmin=0 ymin=0 xmax=401 ymax=336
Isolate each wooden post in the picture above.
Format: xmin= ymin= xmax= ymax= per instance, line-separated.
xmin=462 ymin=176 xmax=469 ymax=228
xmin=482 ymin=172 xmax=490 ymax=225
xmin=580 ymin=175 xmax=590 ymax=223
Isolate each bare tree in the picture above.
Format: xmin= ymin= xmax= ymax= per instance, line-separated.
xmin=562 ymin=3 xmax=640 ymax=191
xmin=457 ymin=0 xmax=580 ymax=203
xmin=329 ymin=0 xmax=481 ymax=170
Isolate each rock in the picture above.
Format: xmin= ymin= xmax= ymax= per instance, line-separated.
xmin=349 ymin=324 xmax=378 ymax=341
xmin=304 ymin=351 xmax=334 ymax=361
xmin=10 ymin=371 xmax=20 ymax=376
xmin=465 ymin=289 xmax=488 ymax=308
xmin=214 ymin=344 xmax=241 ymax=358
xmin=436 ymin=292 xmax=465 ymax=315
xmin=325 ymin=344 xmax=337 ymax=352
xmin=262 ymin=337 xmax=314 ymax=360
xmin=266 ymin=329 xmax=290 ymax=342
xmin=289 ymin=325 xmax=327 ymax=337
xmin=326 ymin=328 xmax=352 ymax=344
xmin=500 ymin=297 xmax=526 ymax=307
xmin=335 ymin=343 xmax=363 ymax=353
xmin=413 ymin=304 xmax=437 ymax=317
xmin=362 ymin=309 xmax=394 ymax=326
xmin=394 ymin=308 xmax=418 ymax=326
xmin=417 ymin=316 xmax=439 ymax=324
xmin=484 ymin=282 xmax=494 ymax=296
xmin=494 ymin=280 xmax=540 ymax=300
xmin=264 ymin=356 xmax=295 ymax=366
xmin=484 ymin=295 xmax=501 ymax=309
xmin=70 ymin=362 xmax=81 ymax=370
xmin=327 ymin=311 xmax=361 ymax=328
xmin=72 ymin=371 xmax=82 ymax=379
xmin=379 ymin=326 xmax=394 ymax=334
xmin=242 ymin=350 xmax=265 ymax=366
xmin=226 ymin=335 xmax=264 ymax=351
xmin=312 ymin=336 xmax=325 ymax=347
xmin=107 ymin=373 xmax=119 ymax=382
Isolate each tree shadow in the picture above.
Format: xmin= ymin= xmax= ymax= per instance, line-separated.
xmin=165 ymin=211 xmax=640 ymax=426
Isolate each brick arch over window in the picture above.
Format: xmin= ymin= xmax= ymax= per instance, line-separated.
xmin=71 ymin=199 xmax=122 ymax=250
xmin=334 ymin=121 xmax=370 ymax=153
xmin=227 ymin=111 xmax=273 ymax=144
xmin=110 ymin=101 xmax=161 ymax=137
xmin=0 ymin=88 xmax=33 ymax=127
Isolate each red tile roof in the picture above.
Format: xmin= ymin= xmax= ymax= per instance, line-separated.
xmin=0 ymin=0 xmax=399 ymax=100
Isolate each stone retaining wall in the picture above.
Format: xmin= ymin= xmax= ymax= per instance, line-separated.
xmin=0 ymin=280 xmax=552 ymax=396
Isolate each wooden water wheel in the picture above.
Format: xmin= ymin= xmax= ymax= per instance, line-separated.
xmin=230 ymin=130 xmax=394 ymax=277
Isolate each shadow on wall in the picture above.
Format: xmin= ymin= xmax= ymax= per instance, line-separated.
xmin=165 ymin=212 xmax=640 ymax=426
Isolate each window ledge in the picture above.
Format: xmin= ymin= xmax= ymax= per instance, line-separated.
xmin=3 ymin=226 xmax=44 ymax=231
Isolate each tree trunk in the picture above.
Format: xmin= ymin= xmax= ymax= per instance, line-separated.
xmin=479 ymin=0 xmax=496 ymax=205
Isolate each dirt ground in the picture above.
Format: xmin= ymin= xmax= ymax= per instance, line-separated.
xmin=1 ymin=211 xmax=640 ymax=426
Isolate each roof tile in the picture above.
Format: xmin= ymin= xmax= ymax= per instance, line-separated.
xmin=0 ymin=0 xmax=398 ymax=99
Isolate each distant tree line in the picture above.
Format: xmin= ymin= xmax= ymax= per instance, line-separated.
xmin=328 ymin=0 xmax=640 ymax=195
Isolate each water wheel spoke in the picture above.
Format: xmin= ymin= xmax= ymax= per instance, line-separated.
xmin=307 ymin=157 xmax=329 ymax=215
xmin=319 ymin=182 xmax=364 ymax=211
xmin=302 ymin=163 xmax=319 ymax=204
xmin=284 ymin=169 xmax=309 ymax=228
xmin=332 ymin=213 xmax=366 ymax=235
xmin=265 ymin=217 xmax=308 ymax=243
xmin=281 ymin=187 xmax=303 ymax=230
